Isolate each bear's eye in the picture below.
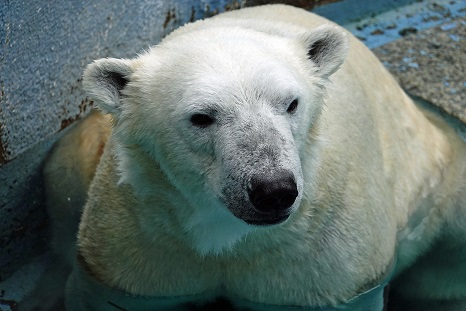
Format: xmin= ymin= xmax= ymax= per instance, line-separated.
xmin=190 ymin=113 xmax=214 ymax=128
xmin=287 ymin=99 xmax=299 ymax=114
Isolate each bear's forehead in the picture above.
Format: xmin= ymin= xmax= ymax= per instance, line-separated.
xmin=140 ymin=37 xmax=302 ymax=91
xmin=131 ymin=28 xmax=313 ymax=109
xmin=144 ymin=27 xmax=304 ymax=76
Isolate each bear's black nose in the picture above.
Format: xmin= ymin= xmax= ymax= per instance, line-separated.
xmin=248 ymin=170 xmax=298 ymax=213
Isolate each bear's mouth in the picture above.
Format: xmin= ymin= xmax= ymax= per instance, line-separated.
xmin=243 ymin=213 xmax=290 ymax=226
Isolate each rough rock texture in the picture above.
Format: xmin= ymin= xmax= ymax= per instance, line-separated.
xmin=374 ymin=18 xmax=466 ymax=123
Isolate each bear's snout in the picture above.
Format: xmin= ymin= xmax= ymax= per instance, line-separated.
xmin=247 ymin=170 xmax=298 ymax=225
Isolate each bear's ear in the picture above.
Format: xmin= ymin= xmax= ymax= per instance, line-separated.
xmin=83 ymin=58 xmax=133 ymax=118
xmin=300 ymin=24 xmax=349 ymax=79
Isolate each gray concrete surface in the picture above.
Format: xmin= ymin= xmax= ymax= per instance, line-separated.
xmin=374 ymin=18 xmax=466 ymax=123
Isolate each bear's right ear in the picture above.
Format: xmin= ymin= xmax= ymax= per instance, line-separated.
xmin=83 ymin=58 xmax=133 ymax=118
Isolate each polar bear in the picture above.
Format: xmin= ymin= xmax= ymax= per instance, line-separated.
xmin=23 ymin=4 xmax=466 ymax=311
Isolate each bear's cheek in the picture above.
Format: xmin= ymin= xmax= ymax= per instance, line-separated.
xmin=148 ymin=121 xmax=214 ymax=172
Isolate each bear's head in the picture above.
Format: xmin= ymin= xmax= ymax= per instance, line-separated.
xmin=83 ymin=24 xmax=348 ymax=255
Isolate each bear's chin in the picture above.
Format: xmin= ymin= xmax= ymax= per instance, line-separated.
xmin=183 ymin=203 xmax=258 ymax=256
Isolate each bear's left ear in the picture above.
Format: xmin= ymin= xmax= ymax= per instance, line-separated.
xmin=82 ymin=58 xmax=133 ymax=119
xmin=300 ymin=24 xmax=349 ymax=79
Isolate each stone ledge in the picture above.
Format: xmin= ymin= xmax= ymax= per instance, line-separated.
xmin=374 ymin=18 xmax=466 ymax=123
